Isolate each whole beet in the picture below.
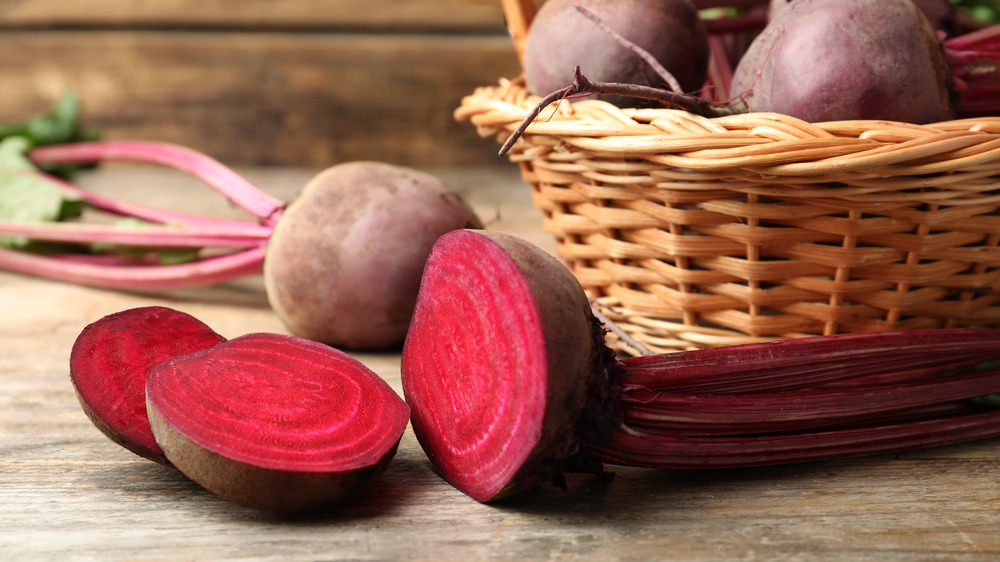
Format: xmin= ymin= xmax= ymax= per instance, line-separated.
xmin=263 ymin=162 xmax=482 ymax=350
xmin=523 ymin=0 xmax=709 ymax=103
xmin=769 ymin=0 xmax=958 ymax=36
xmin=733 ymin=0 xmax=954 ymax=123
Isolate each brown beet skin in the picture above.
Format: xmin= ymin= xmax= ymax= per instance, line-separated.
xmin=732 ymin=0 xmax=954 ymax=123
xmin=263 ymin=162 xmax=482 ymax=350
xmin=523 ymin=0 xmax=709 ymax=102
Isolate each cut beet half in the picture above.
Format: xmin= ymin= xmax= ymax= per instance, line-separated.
xmin=400 ymin=230 xmax=617 ymax=503
xmin=70 ymin=306 xmax=227 ymax=465
xmin=146 ymin=332 xmax=410 ymax=515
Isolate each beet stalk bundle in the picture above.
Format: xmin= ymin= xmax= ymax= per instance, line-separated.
xmin=401 ymin=230 xmax=1000 ymax=502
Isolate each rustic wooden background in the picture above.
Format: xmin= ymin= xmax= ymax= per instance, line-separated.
xmin=0 ymin=0 xmax=525 ymax=167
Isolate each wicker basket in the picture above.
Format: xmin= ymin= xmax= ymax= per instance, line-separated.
xmin=458 ymin=0 xmax=1000 ymax=355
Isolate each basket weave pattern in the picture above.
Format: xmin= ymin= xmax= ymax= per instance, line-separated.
xmin=457 ymin=77 xmax=1000 ymax=354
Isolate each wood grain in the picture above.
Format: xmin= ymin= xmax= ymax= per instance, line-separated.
xmin=1 ymin=166 xmax=999 ymax=561
xmin=0 ymin=30 xmax=521 ymax=168
xmin=0 ymin=0 xmax=512 ymax=31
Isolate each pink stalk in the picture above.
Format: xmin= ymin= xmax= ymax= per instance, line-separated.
xmin=944 ymin=22 xmax=1000 ymax=51
xmin=705 ymin=34 xmax=737 ymax=102
xmin=621 ymin=364 xmax=1000 ymax=434
xmin=1 ymin=140 xmax=287 ymax=290
xmin=600 ymin=330 xmax=1000 ymax=468
xmin=944 ymin=24 xmax=1000 ymax=117
xmin=0 ymin=220 xmax=270 ymax=249
xmin=29 ymin=141 xmax=286 ymax=226
xmin=0 ymin=245 xmax=265 ymax=290
xmin=620 ymin=329 xmax=1000 ymax=393
xmin=42 ymin=172 xmax=248 ymax=228
xmin=596 ymin=410 xmax=1000 ymax=468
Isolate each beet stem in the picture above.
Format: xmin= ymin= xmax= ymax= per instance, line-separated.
xmin=29 ymin=141 xmax=285 ymax=225
xmin=622 ymin=364 xmax=1000 ymax=434
xmin=0 ymin=244 xmax=264 ymax=289
xmin=0 ymin=219 xmax=270 ymax=249
xmin=595 ymin=410 xmax=1000 ymax=469
xmin=42 ymin=171 xmax=248 ymax=228
xmin=499 ymin=67 xmax=735 ymax=156
xmin=574 ymin=5 xmax=684 ymax=94
xmin=4 ymin=140 xmax=285 ymax=290
xmin=620 ymin=328 xmax=1000 ymax=393
xmin=597 ymin=329 xmax=1000 ymax=468
xmin=944 ymin=23 xmax=1000 ymax=52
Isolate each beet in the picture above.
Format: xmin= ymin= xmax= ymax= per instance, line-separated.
xmin=264 ymin=161 xmax=482 ymax=350
xmin=401 ymin=230 xmax=1000 ymax=502
xmin=732 ymin=0 xmax=955 ymax=123
xmin=400 ymin=230 xmax=617 ymax=502
xmin=69 ymin=306 xmax=227 ymax=465
xmin=523 ymin=0 xmax=710 ymax=103
xmin=769 ymin=0 xmax=959 ymax=35
xmin=146 ymin=332 xmax=409 ymax=514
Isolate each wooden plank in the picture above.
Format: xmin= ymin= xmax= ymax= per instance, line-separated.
xmin=0 ymin=0 xmax=517 ymax=31
xmin=0 ymin=30 xmax=523 ymax=167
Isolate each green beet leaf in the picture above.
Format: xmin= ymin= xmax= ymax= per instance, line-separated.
xmin=0 ymin=136 xmax=83 ymax=248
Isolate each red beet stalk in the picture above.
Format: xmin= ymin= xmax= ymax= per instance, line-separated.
xmin=944 ymin=24 xmax=1000 ymax=117
xmin=400 ymin=230 xmax=1000 ymax=502
xmin=597 ymin=411 xmax=1000 ymax=468
xmin=606 ymin=334 xmax=1000 ymax=468
xmin=0 ymin=140 xmax=283 ymax=289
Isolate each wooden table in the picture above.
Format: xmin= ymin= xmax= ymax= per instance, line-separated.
xmin=2 ymin=164 xmax=999 ymax=561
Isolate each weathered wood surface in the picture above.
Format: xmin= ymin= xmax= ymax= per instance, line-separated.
xmin=0 ymin=0 xmax=513 ymax=30
xmin=1 ymin=165 xmax=999 ymax=561
xmin=0 ymin=1 xmax=523 ymax=168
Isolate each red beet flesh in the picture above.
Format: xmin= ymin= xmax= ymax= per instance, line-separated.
xmin=400 ymin=230 xmax=616 ymax=502
xmin=69 ymin=306 xmax=227 ymax=465
xmin=146 ymin=332 xmax=410 ymax=514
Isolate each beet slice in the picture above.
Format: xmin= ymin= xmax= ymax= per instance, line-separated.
xmin=146 ymin=332 xmax=410 ymax=514
xmin=400 ymin=230 xmax=617 ymax=502
xmin=70 ymin=306 xmax=227 ymax=465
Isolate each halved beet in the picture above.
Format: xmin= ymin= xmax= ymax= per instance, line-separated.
xmin=70 ymin=306 xmax=227 ymax=465
xmin=400 ymin=230 xmax=617 ymax=502
xmin=146 ymin=332 xmax=410 ymax=514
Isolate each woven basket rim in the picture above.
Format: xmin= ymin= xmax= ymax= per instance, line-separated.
xmin=457 ymin=77 xmax=1000 ymax=179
